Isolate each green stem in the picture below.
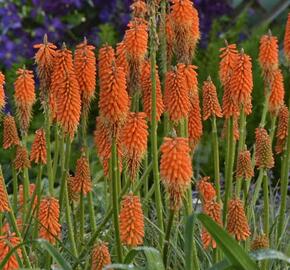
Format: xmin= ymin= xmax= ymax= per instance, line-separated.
xmin=262 ymin=172 xmax=270 ymax=270
xmin=87 ymin=191 xmax=97 ymax=233
xmin=79 ymin=192 xmax=85 ymax=244
xmin=248 ymin=169 xmax=264 ymax=220
xmin=163 ymin=209 xmax=175 ymax=267
xmin=143 ymin=153 xmax=149 ymax=216
xmin=111 ymin=137 xmax=123 ymax=262
xmin=45 ymin=107 xmax=53 ymax=195
xmin=23 ymin=165 xmax=42 ymax=236
xmin=269 ymin=115 xmax=277 ymax=143
xmin=33 ymin=165 xmax=43 ymax=244
xmin=149 ymin=1 xmax=164 ymax=248
xmin=160 ymin=0 xmax=169 ymax=137
xmin=12 ymin=167 xmax=18 ymax=213
xmin=52 ymin=125 xmax=60 ymax=179
xmin=64 ymin=173 xmax=78 ymax=257
xmin=277 ymin=101 xmax=290 ymax=241
xmin=22 ymin=168 xmax=30 ymax=221
xmin=211 ymin=116 xmax=221 ymax=202
xmin=223 ymin=117 xmax=235 ymax=223
xmin=262 ymin=172 xmax=269 ymax=236
xmin=236 ymin=108 xmax=246 ymax=197
xmin=59 ymin=135 xmax=71 ymax=210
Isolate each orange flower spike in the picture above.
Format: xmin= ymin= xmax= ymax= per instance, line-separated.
xmin=94 ymin=117 xmax=122 ymax=176
xmin=255 ymin=128 xmax=274 ymax=169
xmin=116 ymin=41 xmax=129 ymax=74
xmin=222 ymin=84 xmax=240 ymax=118
xmin=140 ymin=61 xmax=164 ymax=121
xmin=284 ymin=13 xmax=290 ymax=61
xmin=0 ymin=71 xmax=5 ymax=111
xmin=201 ymin=200 xmax=222 ymax=249
xmin=94 ymin=117 xmax=112 ymax=176
xmin=0 ymin=233 xmax=22 ymax=270
xmin=188 ymin=91 xmax=203 ymax=149
xmin=219 ymin=42 xmax=238 ymax=86
xmin=124 ymin=18 xmax=148 ymax=94
xmin=38 ymin=197 xmax=61 ymax=244
xmin=229 ymin=49 xmax=253 ymax=107
xmin=178 ymin=64 xmax=198 ymax=94
xmin=52 ymin=45 xmax=81 ymax=138
xmin=74 ymin=38 xmax=96 ymax=108
xmin=33 ymin=34 xmax=57 ymax=94
xmin=220 ymin=43 xmax=240 ymax=118
xmin=164 ymin=67 xmax=190 ymax=121
xmin=72 ymin=155 xmax=92 ymax=195
xmin=275 ymin=105 xmax=289 ymax=154
xmin=98 ymin=45 xmax=115 ymax=88
xmin=251 ymin=234 xmax=269 ymax=251
xmin=236 ymin=150 xmax=254 ymax=179
xmin=3 ymin=115 xmax=20 ymax=149
xmin=120 ymin=112 xmax=148 ymax=180
xmin=268 ymin=69 xmax=284 ymax=113
xmin=197 ymin=177 xmax=216 ymax=202
xmin=98 ymin=63 xmax=130 ymax=127
xmin=13 ymin=145 xmax=31 ymax=171
xmin=91 ymin=242 xmax=112 ymax=270
xmin=258 ymin=32 xmax=279 ymax=76
xmin=124 ymin=18 xmax=148 ymax=61
xmin=14 ymin=68 xmax=36 ymax=133
xmin=68 ymin=175 xmax=79 ymax=202
xmin=0 ymin=174 xmax=10 ymax=213
xmin=18 ymin=183 xmax=37 ymax=211
xmin=130 ymin=0 xmax=147 ymax=18
xmin=30 ymin=128 xmax=47 ymax=164
xmin=119 ymin=193 xmax=145 ymax=246
xmin=170 ymin=0 xmax=200 ymax=63
xmin=94 ymin=117 xmax=111 ymax=161
xmin=160 ymin=137 xmax=193 ymax=210
xmin=227 ymin=198 xmax=251 ymax=241
xmin=202 ymin=77 xmax=223 ymax=120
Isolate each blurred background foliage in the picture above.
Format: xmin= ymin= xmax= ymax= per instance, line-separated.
xmin=0 ymin=0 xmax=289 ymax=182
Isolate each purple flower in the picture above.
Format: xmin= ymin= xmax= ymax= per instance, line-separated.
xmin=31 ymin=0 xmax=83 ymax=15
xmin=0 ymin=2 xmax=22 ymax=33
xmin=0 ymin=36 xmax=20 ymax=67
xmin=34 ymin=17 xmax=66 ymax=44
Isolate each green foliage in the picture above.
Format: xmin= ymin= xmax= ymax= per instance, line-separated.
xmin=198 ymin=213 xmax=259 ymax=270
xmin=98 ymin=23 xmax=118 ymax=46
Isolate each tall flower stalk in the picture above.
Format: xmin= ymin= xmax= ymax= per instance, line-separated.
xmin=149 ymin=0 xmax=164 ymax=248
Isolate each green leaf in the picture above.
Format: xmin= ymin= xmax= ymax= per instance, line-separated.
xmin=228 ymin=0 xmax=243 ymax=8
xmin=257 ymin=0 xmax=278 ymax=11
xmin=184 ymin=214 xmax=195 ymax=270
xmin=124 ymin=246 xmax=165 ymax=270
xmin=36 ymin=239 xmax=72 ymax=270
xmin=98 ymin=23 xmax=117 ymax=46
xmin=197 ymin=213 xmax=258 ymax=270
xmin=250 ymin=249 xmax=290 ymax=264
xmin=209 ymin=249 xmax=290 ymax=270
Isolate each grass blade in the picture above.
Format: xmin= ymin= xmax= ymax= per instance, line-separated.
xmin=184 ymin=214 xmax=195 ymax=270
xmin=124 ymin=246 xmax=165 ymax=270
xmin=250 ymin=249 xmax=290 ymax=263
xmin=197 ymin=213 xmax=258 ymax=270
xmin=36 ymin=239 xmax=72 ymax=270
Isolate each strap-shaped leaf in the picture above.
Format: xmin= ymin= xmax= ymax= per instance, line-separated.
xmin=197 ymin=213 xmax=258 ymax=270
